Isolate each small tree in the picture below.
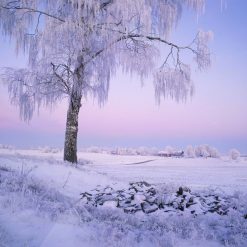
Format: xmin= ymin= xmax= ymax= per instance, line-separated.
xmin=195 ymin=145 xmax=209 ymax=158
xmin=185 ymin=145 xmax=195 ymax=158
xmin=0 ymin=0 xmax=212 ymax=163
xmin=229 ymin=149 xmax=240 ymax=161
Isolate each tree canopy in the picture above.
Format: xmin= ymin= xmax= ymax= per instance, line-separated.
xmin=0 ymin=0 xmax=212 ymax=121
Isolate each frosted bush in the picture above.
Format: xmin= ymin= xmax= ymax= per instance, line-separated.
xmin=158 ymin=146 xmax=185 ymax=157
xmin=110 ymin=146 xmax=158 ymax=156
xmin=195 ymin=145 xmax=209 ymax=158
xmin=207 ymin=146 xmax=220 ymax=158
xmin=41 ymin=146 xmax=60 ymax=153
xmin=42 ymin=146 xmax=51 ymax=153
xmin=195 ymin=145 xmax=220 ymax=158
xmin=149 ymin=147 xmax=159 ymax=156
xmin=86 ymin=146 xmax=101 ymax=153
xmin=135 ymin=147 xmax=159 ymax=156
xmin=136 ymin=146 xmax=150 ymax=156
xmin=0 ymin=144 xmax=14 ymax=150
xmin=51 ymin=148 xmax=60 ymax=153
xmin=115 ymin=148 xmax=126 ymax=155
xmin=164 ymin=146 xmax=175 ymax=155
xmin=229 ymin=149 xmax=240 ymax=160
xmin=125 ymin=148 xmax=138 ymax=156
xmin=185 ymin=145 xmax=195 ymax=158
xmin=100 ymin=147 xmax=109 ymax=154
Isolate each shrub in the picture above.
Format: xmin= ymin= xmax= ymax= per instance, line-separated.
xmin=185 ymin=145 xmax=195 ymax=158
xmin=194 ymin=145 xmax=220 ymax=158
xmin=206 ymin=146 xmax=220 ymax=158
xmin=195 ymin=145 xmax=209 ymax=158
xmin=229 ymin=149 xmax=240 ymax=160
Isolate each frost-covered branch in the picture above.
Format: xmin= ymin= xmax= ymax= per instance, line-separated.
xmin=0 ymin=0 xmax=211 ymax=121
xmin=0 ymin=1 xmax=65 ymax=22
xmin=51 ymin=63 xmax=71 ymax=95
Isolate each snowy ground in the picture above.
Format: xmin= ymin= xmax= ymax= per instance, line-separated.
xmin=0 ymin=148 xmax=247 ymax=246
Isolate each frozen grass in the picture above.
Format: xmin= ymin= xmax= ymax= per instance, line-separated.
xmin=0 ymin=149 xmax=247 ymax=246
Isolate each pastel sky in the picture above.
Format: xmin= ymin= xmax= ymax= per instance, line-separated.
xmin=0 ymin=0 xmax=247 ymax=153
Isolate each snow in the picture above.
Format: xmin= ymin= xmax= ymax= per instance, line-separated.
xmin=0 ymin=148 xmax=247 ymax=246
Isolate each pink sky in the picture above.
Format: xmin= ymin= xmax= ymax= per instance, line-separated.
xmin=0 ymin=0 xmax=247 ymax=152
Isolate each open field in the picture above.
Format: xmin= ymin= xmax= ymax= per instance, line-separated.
xmin=0 ymin=148 xmax=247 ymax=246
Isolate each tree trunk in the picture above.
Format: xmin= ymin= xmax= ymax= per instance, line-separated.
xmin=63 ymin=59 xmax=84 ymax=163
xmin=63 ymin=96 xmax=82 ymax=163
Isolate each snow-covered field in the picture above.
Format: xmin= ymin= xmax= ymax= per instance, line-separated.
xmin=0 ymin=148 xmax=247 ymax=246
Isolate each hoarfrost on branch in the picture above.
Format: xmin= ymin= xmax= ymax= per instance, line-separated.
xmin=0 ymin=0 xmax=212 ymax=121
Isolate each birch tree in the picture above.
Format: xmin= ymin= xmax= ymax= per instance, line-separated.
xmin=0 ymin=0 xmax=212 ymax=163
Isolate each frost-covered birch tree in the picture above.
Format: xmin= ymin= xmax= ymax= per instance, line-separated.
xmin=0 ymin=0 xmax=212 ymax=163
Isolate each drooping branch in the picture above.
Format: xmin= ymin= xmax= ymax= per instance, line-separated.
xmin=0 ymin=3 xmax=65 ymax=22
